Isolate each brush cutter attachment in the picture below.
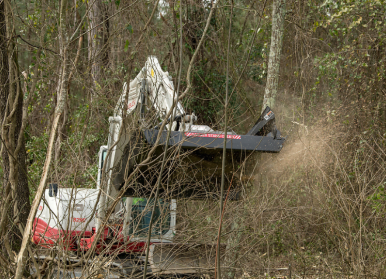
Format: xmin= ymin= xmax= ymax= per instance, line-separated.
xmin=143 ymin=106 xmax=284 ymax=152
xmin=107 ymin=107 xmax=285 ymax=198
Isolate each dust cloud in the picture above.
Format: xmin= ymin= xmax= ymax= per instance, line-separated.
xmin=256 ymin=124 xmax=335 ymax=178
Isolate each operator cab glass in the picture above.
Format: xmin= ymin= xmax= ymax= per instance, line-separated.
xmin=98 ymin=148 xmax=108 ymax=187
xmin=128 ymin=198 xmax=171 ymax=237
xmin=101 ymin=149 xmax=107 ymax=169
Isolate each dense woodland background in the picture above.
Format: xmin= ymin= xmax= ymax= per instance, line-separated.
xmin=1 ymin=0 xmax=386 ymax=278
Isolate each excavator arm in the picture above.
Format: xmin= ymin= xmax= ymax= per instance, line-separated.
xmin=114 ymin=56 xmax=185 ymax=129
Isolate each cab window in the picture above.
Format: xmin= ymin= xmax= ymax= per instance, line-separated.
xmin=128 ymin=198 xmax=171 ymax=237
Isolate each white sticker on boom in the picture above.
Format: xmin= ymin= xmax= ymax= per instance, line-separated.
xmin=264 ymin=111 xmax=273 ymax=120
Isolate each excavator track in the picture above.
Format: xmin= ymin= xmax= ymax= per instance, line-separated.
xmin=32 ymin=243 xmax=222 ymax=278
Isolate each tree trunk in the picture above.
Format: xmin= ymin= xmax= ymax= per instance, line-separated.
xmin=262 ymin=0 xmax=286 ymax=112
xmin=15 ymin=0 xmax=70 ymax=277
xmin=88 ymin=0 xmax=109 ymax=96
xmin=0 ymin=0 xmax=30 ymax=255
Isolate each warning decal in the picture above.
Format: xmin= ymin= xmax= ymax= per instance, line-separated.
xmin=127 ymin=100 xmax=136 ymax=110
xmin=185 ymin=132 xmax=241 ymax=139
xmin=264 ymin=111 xmax=273 ymax=120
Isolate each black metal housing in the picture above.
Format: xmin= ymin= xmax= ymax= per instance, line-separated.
xmin=143 ymin=130 xmax=284 ymax=153
xmin=119 ymin=107 xmax=285 ymax=199
xmin=143 ymin=106 xmax=285 ymax=153
xmin=49 ymin=183 xmax=58 ymax=197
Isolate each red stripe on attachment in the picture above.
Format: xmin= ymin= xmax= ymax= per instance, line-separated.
xmin=185 ymin=132 xmax=241 ymax=139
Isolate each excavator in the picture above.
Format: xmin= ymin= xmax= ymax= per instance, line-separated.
xmin=32 ymin=56 xmax=285 ymax=278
